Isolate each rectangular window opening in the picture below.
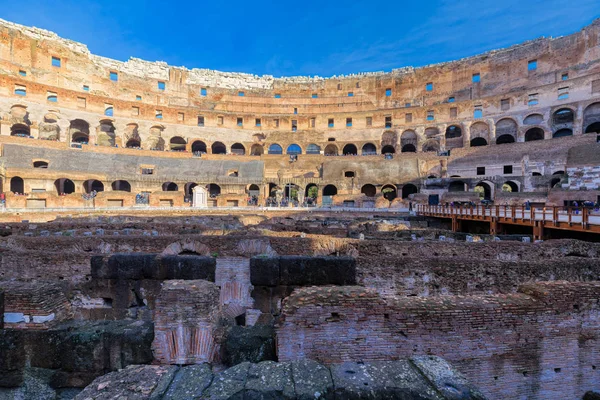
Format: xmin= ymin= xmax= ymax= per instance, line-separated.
xmin=501 ymin=98 xmax=510 ymax=111
xmin=366 ymin=116 xmax=372 ymax=126
xmin=51 ymin=56 xmax=61 ymax=67
xmin=291 ymin=120 xmax=297 ymax=132
xmin=158 ymin=81 xmax=166 ymax=91
xmin=450 ymin=107 xmax=457 ymax=118
xmin=386 ymin=116 xmax=393 ymax=127
xmin=237 ymin=117 xmax=243 ymax=126
xmin=385 ymin=88 xmax=392 ymax=97
xmin=109 ymin=71 xmax=118 ymax=81
xmin=348 ymin=92 xmax=354 ymax=97
xmin=274 ymin=93 xmax=281 ymax=98
xmin=427 ymin=110 xmax=434 ymax=121
xmin=274 ymin=118 xmax=279 ymax=128
xmin=198 ymin=116 xmax=205 ymax=126
xmin=155 ymin=110 xmax=163 ymax=119
xmin=477 ymin=167 xmax=485 ymax=175
xmin=312 ymin=93 xmax=318 ymax=98
xmin=346 ymin=117 xmax=353 ymax=127
xmin=218 ymin=116 xmax=224 ymax=125
xmin=472 ymin=73 xmax=480 ymax=83
xmin=132 ymin=106 xmax=139 ymax=116
xmin=200 ymin=88 xmax=207 ymax=96
xmin=255 ymin=118 xmax=262 ymax=127
xmin=328 ymin=118 xmax=334 ymax=128
xmin=19 ymin=70 xmax=27 ymax=77
xmin=426 ymin=82 xmax=433 ymax=91
xmin=504 ymin=165 xmax=513 ymax=174
xmin=238 ymin=91 xmax=245 ymax=97
xmin=448 ymin=96 xmax=455 ymax=103
xmin=528 ymin=60 xmax=537 ymax=71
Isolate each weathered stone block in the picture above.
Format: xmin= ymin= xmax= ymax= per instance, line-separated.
xmin=249 ymin=257 xmax=279 ymax=286
xmin=279 ymin=256 xmax=356 ymax=286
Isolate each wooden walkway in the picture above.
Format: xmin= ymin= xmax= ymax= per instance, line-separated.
xmin=417 ymin=204 xmax=600 ymax=240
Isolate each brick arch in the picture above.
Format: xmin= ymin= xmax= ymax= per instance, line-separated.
xmin=161 ymin=240 xmax=211 ymax=256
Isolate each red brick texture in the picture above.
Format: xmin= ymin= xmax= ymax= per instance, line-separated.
xmin=277 ymin=282 xmax=600 ymax=399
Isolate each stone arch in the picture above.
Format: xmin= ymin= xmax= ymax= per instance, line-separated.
xmin=235 ymin=239 xmax=277 ymax=257
xmin=10 ymin=123 xmax=30 ymax=137
xmin=161 ymin=240 xmax=211 ymax=256
xmin=324 ymin=144 xmax=338 ymax=156
xmin=583 ymin=102 xmax=600 ymax=133
xmin=148 ymin=125 xmax=165 ymax=151
xmin=470 ymin=121 xmax=490 ymax=143
xmin=342 ymin=144 xmax=358 ymax=155
xmin=470 ymin=137 xmax=488 ymax=147
xmin=39 ymin=113 xmax=60 ymax=140
xmin=381 ymin=130 xmax=398 ymax=149
xmin=70 ymin=119 xmax=90 ymax=143
xmin=124 ymin=123 xmax=140 ymax=148
xmin=162 ymin=182 xmax=179 ymax=192
xmin=502 ymin=181 xmax=519 ymax=192
xmin=305 ymin=183 xmax=318 ymax=199
xmin=524 ymin=114 xmax=544 ymax=125
xmin=211 ymin=141 xmax=226 ymax=154
xmin=361 ymin=184 xmax=376 ymax=197
xmin=445 ymin=125 xmax=462 ymax=139
xmin=10 ymin=176 xmax=24 ymax=193
xmin=381 ymin=145 xmax=396 ymax=154
xmin=475 ymin=181 xmax=493 ymax=200
xmin=401 ymin=130 xmax=417 ymax=151
xmin=496 ymin=134 xmax=515 ymax=144
xmin=208 ymin=183 xmax=221 ymax=197
xmin=184 ymin=182 xmax=198 ymax=196
xmin=231 ymin=143 xmax=246 ymax=155
xmin=111 ymin=180 xmax=131 ymax=192
xmin=170 ymin=136 xmax=187 ymax=151
xmin=422 ymin=138 xmax=440 ymax=152
xmin=401 ymin=184 xmax=417 ymax=199
xmin=83 ymin=179 xmax=104 ymax=193
xmin=361 ymin=143 xmax=377 ymax=155
xmin=306 ymin=144 xmax=321 ymax=154
xmin=54 ymin=178 xmax=75 ymax=195
xmin=553 ymin=107 xmax=575 ymax=126
xmin=286 ymin=144 xmax=302 ymax=155
xmin=382 ymin=184 xmax=398 ymax=201
xmin=525 ymin=128 xmax=545 ymax=141
xmin=250 ymin=144 xmax=264 ymax=155
xmin=191 ymin=140 xmax=207 ymax=154
xmin=97 ymin=120 xmax=116 ymax=147
xmin=322 ymin=184 xmax=338 ymax=196
xmin=268 ymin=143 xmax=283 ymax=155
xmin=495 ymin=118 xmax=518 ymax=142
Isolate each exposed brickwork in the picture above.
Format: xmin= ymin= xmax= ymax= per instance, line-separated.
xmin=0 ymin=281 xmax=71 ymax=329
xmin=152 ymin=280 xmax=221 ymax=364
xmin=277 ymin=282 xmax=600 ymax=399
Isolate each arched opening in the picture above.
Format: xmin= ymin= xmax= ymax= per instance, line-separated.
xmin=553 ymin=129 xmax=573 ymax=138
xmin=525 ymin=128 xmax=545 ymax=142
xmin=10 ymin=124 xmax=30 ymax=137
xmin=524 ymin=114 xmax=544 ymax=125
xmin=305 ymin=184 xmax=318 ymax=201
xmin=361 ymin=143 xmax=377 ymax=156
xmin=361 ymin=184 xmax=376 ymax=197
xmin=306 ymin=144 xmax=321 ymax=155
xmin=33 ymin=161 xmax=48 ymax=168
xmin=448 ymin=181 xmax=466 ymax=192
xmin=170 ymin=136 xmax=187 ymax=151
xmin=208 ymin=184 xmax=221 ymax=197
xmin=250 ymin=144 xmax=264 ymax=155
xmin=83 ymin=180 xmax=104 ymax=194
xmin=470 ymin=137 xmax=488 ymax=147
xmin=401 ymin=184 xmax=417 ymax=199
xmin=97 ymin=120 xmax=116 ymax=147
xmin=322 ymin=185 xmax=338 ymax=196
xmin=445 ymin=125 xmax=462 ymax=138
xmin=550 ymin=178 xmax=562 ymax=188
xmin=502 ymin=181 xmax=519 ymax=192
xmin=184 ymin=182 xmax=198 ymax=197
xmin=402 ymin=144 xmax=416 ymax=153
xmin=211 ymin=142 xmax=227 ymax=154
xmin=585 ymin=122 xmax=600 ymax=134
xmin=248 ymin=184 xmax=260 ymax=196
xmin=532 ymin=172 xmax=542 ymax=176
xmin=342 ymin=144 xmax=358 ymax=155
xmin=126 ymin=139 xmax=141 ymax=148
xmin=381 ymin=145 xmax=395 ymax=154
xmin=191 ymin=141 xmax=207 ymax=154
xmin=162 ymin=182 xmax=178 ymax=192
xmin=553 ymin=171 xmax=565 ymax=175
xmin=10 ymin=177 xmax=24 ymax=193
xmin=324 ymin=144 xmax=338 ymax=156
xmin=496 ymin=134 xmax=515 ymax=144
xmin=231 ymin=143 xmax=246 ymax=155
xmin=286 ymin=144 xmax=302 ymax=155
xmin=268 ymin=144 xmax=283 ymax=155
xmin=284 ymin=183 xmax=300 ymax=200
xmin=382 ymin=184 xmax=398 ymax=201
xmin=111 ymin=180 xmax=131 ymax=192
xmin=475 ymin=182 xmax=492 ymax=201
xmin=70 ymin=120 xmax=90 ymax=141
xmin=422 ymin=139 xmax=440 ymax=152
xmin=54 ymin=178 xmax=75 ymax=195
xmin=553 ymin=108 xmax=574 ymax=125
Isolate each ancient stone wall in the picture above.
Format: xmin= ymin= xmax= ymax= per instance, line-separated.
xmin=277 ymin=282 xmax=600 ymax=399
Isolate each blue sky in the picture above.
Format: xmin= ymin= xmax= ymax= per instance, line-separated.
xmin=2 ymin=0 xmax=599 ymax=77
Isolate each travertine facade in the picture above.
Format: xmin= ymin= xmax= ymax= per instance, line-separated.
xmin=0 ymin=18 xmax=599 ymax=211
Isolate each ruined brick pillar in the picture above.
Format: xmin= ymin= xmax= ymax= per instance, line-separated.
xmin=152 ymin=280 xmax=220 ymax=364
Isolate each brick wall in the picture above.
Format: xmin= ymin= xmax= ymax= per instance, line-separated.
xmin=277 ymin=282 xmax=600 ymax=399
xmin=152 ymin=280 xmax=220 ymax=364
xmin=0 ymin=281 xmax=71 ymax=329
